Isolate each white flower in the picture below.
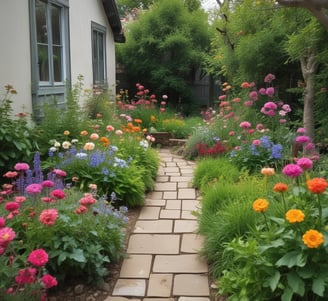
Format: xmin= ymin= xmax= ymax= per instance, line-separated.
xmin=49 ymin=147 xmax=57 ymax=152
xmin=54 ymin=141 xmax=61 ymax=148
xmin=62 ymin=141 xmax=71 ymax=149
xmin=71 ymin=139 xmax=79 ymax=144
xmin=76 ymin=152 xmax=88 ymax=159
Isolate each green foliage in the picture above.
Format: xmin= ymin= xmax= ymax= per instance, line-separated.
xmin=0 ymin=85 xmax=38 ymax=178
xmin=116 ymin=0 xmax=210 ymax=105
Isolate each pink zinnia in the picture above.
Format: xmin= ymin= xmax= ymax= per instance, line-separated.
xmin=218 ymin=95 xmax=226 ymax=100
xmin=41 ymin=197 xmax=55 ymax=203
xmin=26 ymin=183 xmax=42 ymax=195
xmin=249 ymin=91 xmax=258 ymax=101
xmin=266 ymin=87 xmax=275 ymax=96
xmin=239 ymin=121 xmax=251 ymax=129
xmin=39 ymin=209 xmax=59 ymax=226
xmin=3 ymin=171 xmax=18 ymax=178
xmin=14 ymin=163 xmax=30 ymax=171
xmin=42 ymin=274 xmax=58 ymax=289
xmin=263 ymin=102 xmax=277 ymax=110
xmin=282 ymin=164 xmax=303 ymax=178
xmin=53 ymin=169 xmax=67 ymax=177
xmin=162 ymin=95 xmax=168 ymax=99
xmin=79 ymin=194 xmax=96 ymax=206
xmin=264 ymin=73 xmax=276 ymax=83
xmin=15 ymin=268 xmax=37 ymax=284
xmin=252 ymin=140 xmax=261 ymax=146
xmin=42 ymin=180 xmax=54 ymax=188
xmin=297 ymin=128 xmax=306 ymax=134
xmin=304 ymin=143 xmax=315 ymax=151
xmin=115 ymin=130 xmax=123 ymax=135
xmin=229 ymin=131 xmax=235 ymax=136
xmin=295 ymin=135 xmax=311 ymax=144
xmin=4 ymin=202 xmax=19 ymax=212
xmin=296 ymin=157 xmax=313 ymax=170
xmin=244 ymin=100 xmax=253 ymax=107
xmin=0 ymin=227 xmax=16 ymax=246
xmin=0 ymin=217 xmax=5 ymax=227
xmin=14 ymin=196 xmax=26 ymax=203
xmin=28 ymin=249 xmax=49 ymax=267
xmin=259 ymin=88 xmax=266 ymax=95
xmin=106 ymin=125 xmax=115 ymax=131
xmin=50 ymin=189 xmax=65 ymax=200
xmin=279 ymin=119 xmax=287 ymax=124
xmin=282 ymin=104 xmax=291 ymax=112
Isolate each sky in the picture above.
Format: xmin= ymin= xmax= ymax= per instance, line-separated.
xmin=201 ymin=0 xmax=219 ymax=11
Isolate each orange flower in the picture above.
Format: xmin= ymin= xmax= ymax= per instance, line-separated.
xmin=302 ymin=229 xmax=324 ymax=248
xmin=261 ymin=167 xmax=275 ymax=176
xmin=286 ymin=209 xmax=305 ymax=223
xmin=80 ymin=130 xmax=88 ymax=136
xmin=252 ymin=198 xmax=269 ymax=212
xmin=100 ymin=137 xmax=110 ymax=147
xmin=241 ymin=82 xmax=250 ymax=88
xmin=63 ymin=130 xmax=70 ymax=136
xmin=133 ymin=126 xmax=140 ymax=133
xmin=273 ymin=183 xmax=288 ymax=193
xmin=127 ymin=122 xmax=133 ymax=129
xmin=134 ymin=118 xmax=142 ymax=124
xmin=307 ymin=178 xmax=328 ymax=194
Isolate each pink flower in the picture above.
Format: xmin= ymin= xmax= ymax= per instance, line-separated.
xmin=42 ymin=274 xmax=58 ymax=289
xmin=15 ymin=268 xmax=37 ymax=284
xmin=0 ymin=217 xmax=5 ymax=227
xmin=160 ymin=108 xmax=166 ymax=112
xmin=279 ymin=119 xmax=287 ymax=124
xmin=28 ymin=249 xmax=49 ymax=267
xmin=39 ymin=209 xmax=59 ymax=226
xmin=218 ymin=95 xmax=226 ymax=100
xmin=14 ymin=196 xmax=26 ymax=203
xmin=14 ymin=163 xmax=30 ymax=171
xmin=162 ymin=95 xmax=168 ymax=99
xmin=304 ymin=143 xmax=315 ymax=151
xmin=282 ymin=104 xmax=291 ymax=112
xmin=50 ymin=189 xmax=65 ymax=200
xmin=41 ymin=197 xmax=55 ymax=203
xmin=233 ymin=97 xmax=241 ymax=103
xmin=90 ymin=133 xmax=99 ymax=140
xmin=295 ymin=135 xmax=311 ymax=144
xmin=296 ymin=157 xmax=313 ymax=170
xmin=106 ymin=125 xmax=115 ymax=131
xmin=297 ymin=127 xmax=306 ymax=134
xmin=0 ymin=227 xmax=16 ymax=246
xmin=3 ymin=171 xmax=18 ymax=178
xmin=4 ymin=202 xmax=19 ymax=212
xmin=79 ymin=194 xmax=96 ymax=206
xmin=229 ymin=131 xmax=235 ymax=136
xmin=259 ymin=88 xmax=266 ymax=95
xmin=252 ymin=140 xmax=261 ymax=146
xmin=115 ymin=130 xmax=123 ymax=136
xmin=256 ymin=123 xmax=264 ymax=130
xmin=263 ymin=101 xmax=277 ymax=110
xmin=249 ymin=91 xmax=258 ymax=101
xmin=239 ymin=121 xmax=251 ymax=129
xmin=244 ymin=100 xmax=253 ymax=107
xmin=264 ymin=73 xmax=276 ymax=83
xmin=26 ymin=183 xmax=42 ymax=195
xmin=53 ymin=169 xmax=67 ymax=177
xmin=266 ymin=87 xmax=275 ymax=96
xmin=282 ymin=164 xmax=303 ymax=178
xmin=75 ymin=205 xmax=88 ymax=214
xmin=42 ymin=180 xmax=54 ymax=188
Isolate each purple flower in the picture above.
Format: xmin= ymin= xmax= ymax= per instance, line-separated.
xmin=282 ymin=164 xmax=303 ymax=178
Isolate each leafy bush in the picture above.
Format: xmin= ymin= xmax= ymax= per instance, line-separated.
xmin=0 ymin=154 xmax=128 ymax=299
xmin=0 ymin=85 xmax=38 ymax=178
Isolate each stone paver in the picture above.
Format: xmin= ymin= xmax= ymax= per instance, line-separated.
xmin=128 ymin=234 xmax=180 ymax=254
xmin=134 ymin=220 xmax=173 ymax=233
xmin=119 ymin=255 xmax=152 ymax=278
xmin=112 ymin=279 xmax=146 ymax=296
xmin=173 ymin=274 xmax=210 ymax=296
xmin=147 ymin=274 xmax=173 ymax=297
xmin=139 ymin=207 xmax=161 ymax=219
xmin=153 ymin=254 xmax=208 ymax=273
xmin=110 ymin=149 xmax=210 ymax=300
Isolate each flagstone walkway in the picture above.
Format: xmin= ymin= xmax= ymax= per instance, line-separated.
xmin=105 ymin=148 xmax=211 ymax=301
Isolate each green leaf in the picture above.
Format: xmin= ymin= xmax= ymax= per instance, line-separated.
xmin=287 ymin=271 xmax=305 ymax=296
xmin=276 ymin=251 xmax=306 ymax=268
xmin=281 ymin=287 xmax=293 ymax=301
xmin=69 ymin=249 xmax=86 ymax=263
xmin=312 ymin=278 xmax=325 ymax=297
xmin=267 ymin=270 xmax=280 ymax=291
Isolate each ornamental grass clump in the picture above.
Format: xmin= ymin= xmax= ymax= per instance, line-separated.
xmin=0 ymin=154 xmax=128 ymax=298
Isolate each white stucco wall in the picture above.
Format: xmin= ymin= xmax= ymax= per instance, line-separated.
xmin=0 ymin=1 xmax=33 ymax=116
xmin=69 ymin=0 xmax=117 ymax=97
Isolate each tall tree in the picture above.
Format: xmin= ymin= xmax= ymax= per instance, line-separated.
xmin=116 ymin=0 xmax=210 ymax=109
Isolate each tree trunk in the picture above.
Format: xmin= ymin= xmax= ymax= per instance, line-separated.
xmin=300 ymin=50 xmax=318 ymax=141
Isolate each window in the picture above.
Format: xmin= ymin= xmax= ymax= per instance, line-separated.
xmin=92 ymin=22 xmax=107 ymax=86
xmin=29 ymin=0 xmax=70 ymax=119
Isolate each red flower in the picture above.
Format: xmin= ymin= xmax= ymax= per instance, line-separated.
xmin=50 ymin=189 xmax=66 ymax=199
xmin=28 ymin=249 xmax=49 ymax=267
xmin=15 ymin=268 xmax=37 ymax=284
xmin=4 ymin=202 xmax=20 ymax=212
xmin=42 ymin=274 xmax=58 ymax=288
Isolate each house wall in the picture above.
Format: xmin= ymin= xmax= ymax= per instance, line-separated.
xmin=0 ymin=0 xmax=33 ymax=116
xmin=69 ymin=0 xmax=117 ymax=98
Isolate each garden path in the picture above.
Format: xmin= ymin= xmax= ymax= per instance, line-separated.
xmin=105 ymin=148 xmax=211 ymax=301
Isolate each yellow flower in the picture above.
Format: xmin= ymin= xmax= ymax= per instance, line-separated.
xmin=252 ymin=198 xmax=269 ymax=212
xmin=302 ymin=229 xmax=324 ymax=248
xmin=261 ymin=167 xmax=275 ymax=176
xmin=285 ymin=209 xmax=305 ymax=223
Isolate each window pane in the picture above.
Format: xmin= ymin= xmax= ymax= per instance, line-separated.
xmin=53 ymin=46 xmax=62 ymax=82
xmin=36 ymin=0 xmax=47 ymax=44
xmin=51 ymin=5 xmax=61 ymax=45
xmin=38 ymin=44 xmax=49 ymax=81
